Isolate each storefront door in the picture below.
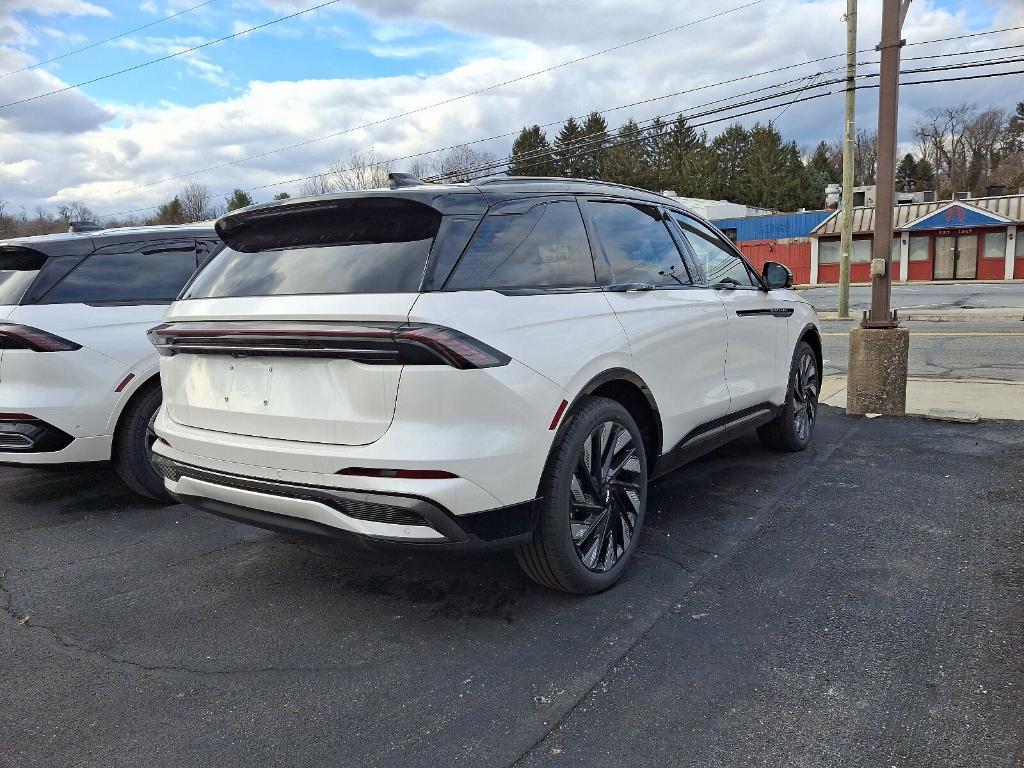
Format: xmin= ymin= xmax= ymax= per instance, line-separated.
xmin=934 ymin=234 xmax=978 ymax=279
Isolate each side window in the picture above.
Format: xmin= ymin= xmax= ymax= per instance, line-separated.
xmin=445 ymin=201 xmax=595 ymax=290
xmin=40 ymin=240 xmax=199 ymax=304
xmin=672 ymin=213 xmax=757 ymax=288
xmin=584 ymin=201 xmax=691 ymax=287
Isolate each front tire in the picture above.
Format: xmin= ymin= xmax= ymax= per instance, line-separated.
xmin=758 ymin=340 xmax=820 ymax=453
xmin=112 ymin=383 xmax=172 ymax=502
xmin=516 ymin=397 xmax=648 ymax=594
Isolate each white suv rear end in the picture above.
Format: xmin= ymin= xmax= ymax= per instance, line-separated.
xmin=152 ymin=178 xmax=821 ymax=592
xmin=0 ymin=224 xmax=217 ymax=498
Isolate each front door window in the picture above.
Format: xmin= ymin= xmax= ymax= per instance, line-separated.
xmin=934 ymin=235 xmax=978 ymax=280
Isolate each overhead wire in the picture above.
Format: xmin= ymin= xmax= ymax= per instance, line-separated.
xmin=0 ymin=0 xmax=222 ymax=80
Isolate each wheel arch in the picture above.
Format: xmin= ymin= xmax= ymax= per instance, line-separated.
xmin=107 ymin=371 xmax=162 ymax=437
xmin=546 ymin=368 xmax=663 ymax=485
xmin=798 ymin=323 xmax=823 ymax=378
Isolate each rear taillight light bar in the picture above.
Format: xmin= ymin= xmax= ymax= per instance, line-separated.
xmin=147 ymin=321 xmax=510 ymax=370
xmin=0 ymin=324 xmax=81 ymax=352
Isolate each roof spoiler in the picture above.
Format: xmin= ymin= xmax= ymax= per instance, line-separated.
xmin=388 ymin=172 xmax=426 ymax=189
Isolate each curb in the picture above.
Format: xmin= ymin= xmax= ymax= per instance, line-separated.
xmin=817 ymin=309 xmax=1024 ymax=322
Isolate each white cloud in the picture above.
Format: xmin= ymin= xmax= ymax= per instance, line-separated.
xmin=0 ymin=0 xmax=1022 ymax=216
xmin=5 ymin=0 xmax=110 ymax=17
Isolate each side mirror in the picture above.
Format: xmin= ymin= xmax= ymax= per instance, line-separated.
xmin=762 ymin=261 xmax=793 ymax=290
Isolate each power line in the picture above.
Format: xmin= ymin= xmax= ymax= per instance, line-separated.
xmin=0 ymin=0 xmax=347 ymax=111
xmin=89 ymin=25 xmax=1024 ymax=205
xmin=0 ymin=0 xmax=222 ymax=80
xmin=904 ymin=24 xmax=1024 ymax=46
xmin=93 ymin=46 xmax=1024 ymax=217
xmin=86 ymin=2 xmax=767 ymax=203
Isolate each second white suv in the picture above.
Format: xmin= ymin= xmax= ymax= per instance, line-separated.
xmin=151 ymin=177 xmax=821 ymax=593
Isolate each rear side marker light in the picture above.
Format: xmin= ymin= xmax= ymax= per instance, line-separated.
xmin=0 ymin=324 xmax=81 ymax=352
xmin=115 ymin=373 xmax=136 ymax=393
xmin=549 ymin=399 xmax=569 ymax=430
xmin=337 ymin=467 xmax=459 ymax=480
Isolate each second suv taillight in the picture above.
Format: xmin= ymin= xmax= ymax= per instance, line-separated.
xmin=0 ymin=324 xmax=81 ymax=352
xmin=148 ymin=321 xmax=510 ymax=370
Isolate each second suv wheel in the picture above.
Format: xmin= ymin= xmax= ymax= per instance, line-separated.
xmin=516 ymin=396 xmax=648 ymax=594
xmin=757 ymin=340 xmax=820 ymax=452
xmin=112 ymin=383 xmax=173 ymax=502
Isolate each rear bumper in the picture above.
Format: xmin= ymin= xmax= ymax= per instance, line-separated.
xmin=154 ymin=455 xmax=540 ymax=550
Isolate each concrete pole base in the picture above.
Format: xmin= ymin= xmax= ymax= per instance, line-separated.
xmin=846 ymin=327 xmax=910 ymax=416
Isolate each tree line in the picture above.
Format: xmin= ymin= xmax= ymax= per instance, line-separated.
xmin=3 ymin=100 xmax=1022 ymax=240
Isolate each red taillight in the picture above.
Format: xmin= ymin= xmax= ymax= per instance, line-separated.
xmin=148 ymin=321 xmax=510 ymax=370
xmin=0 ymin=413 xmax=38 ymax=421
xmin=336 ymin=467 xmax=459 ymax=480
xmin=393 ymin=325 xmax=510 ymax=370
xmin=0 ymin=324 xmax=81 ymax=352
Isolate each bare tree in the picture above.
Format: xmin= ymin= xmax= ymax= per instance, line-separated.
xmin=914 ymin=104 xmax=975 ymax=193
xmin=178 ymin=182 xmax=215 ymax=222
xmin=325 ymin=149 xmax=393 ymax=191
xmin=296 ymin=174 xmax=335 ymax=197
xmin=57 ymin=201 xmax=97 ymax=225
xmin=432 ymin=144 xmax=497 ymax=182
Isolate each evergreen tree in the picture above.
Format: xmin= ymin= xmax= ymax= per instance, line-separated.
xmin=664 ymin=116 xmax=710 ymax=198
xmin=644 ymin=117 xmax=672 ymax=190
xmin=896 ymin=153 xmax=918 ymax=191
xmin=914 ymin=158 xmax=936 ymax=190
xmin=154 ymin=197 xmax=186 ymax=225
xmin=601 ymin=120 xmax=647 ymax=187
xmin=273 ymin=192 xmax=290 ymax=200
xmin=1007 ymin=101 xmax=1024 ymax=153
xmin=804 ymin=141 xmax=840 ymax=209
xmin=579 ymin=112 xmax=609 ymax=179
xmin=709 ymin=123 xmax=753 ymax=202
xmin=226 ymin=188 xmax=255 ymax=211
xmin=508 ymin=125 xmax=556 ymax=176
xmin=553 ymin=117 xmax=587 ymax=178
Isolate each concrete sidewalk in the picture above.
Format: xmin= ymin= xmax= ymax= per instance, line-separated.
xmin=817 ymin=307 xmax=1024 ymax=322
xmin=821 ymin=375 xmax=1024 ymax=421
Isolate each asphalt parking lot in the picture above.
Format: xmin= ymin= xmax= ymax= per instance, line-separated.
xmin=2 ymin=407 xmax=1022 ymax=768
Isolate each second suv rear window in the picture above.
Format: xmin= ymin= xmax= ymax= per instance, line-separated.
xmin=190 ymin=199 xmax=442 ymax=298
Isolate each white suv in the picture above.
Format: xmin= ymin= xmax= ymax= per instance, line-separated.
xmin=0 ymin=224 xmax=218 ymax=499
xmin=150 ymin=178 xmax=821 ymax=593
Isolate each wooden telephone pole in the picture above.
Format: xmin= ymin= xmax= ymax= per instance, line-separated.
xmin=837 ymin=0 xmax=856 ymax=320
xmin=845 ymin=0 xmax=912 ymax=416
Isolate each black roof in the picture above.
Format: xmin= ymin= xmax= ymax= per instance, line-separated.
xmin=0 ymin=222 xmax=217 ymax=257
xmin=216 ymin=176 xmax=699 ymax=241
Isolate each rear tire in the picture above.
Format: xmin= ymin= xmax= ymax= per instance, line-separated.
xmin=112 ymin=383 xmax=172 ymax=502
xmin=758 ymin=340 xmax=820 ymax=453
xmin=515 ymin=397 xmax=648 ymax=594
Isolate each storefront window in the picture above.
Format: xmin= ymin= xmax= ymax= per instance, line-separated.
xmin=819 ymin=239 xmax=840 ymax=264
xmin=909 ymin=236 xmax=930 ymax=262
xmin=984 ymin=231 xmax=1007 ymax=259
xmin=891 ymin=237 xmax=902 ymax=263
xmin=853 ymin=238 xmax=872 ymax=263
xmin=1017 ymin=231 xmax=1024 ymax=258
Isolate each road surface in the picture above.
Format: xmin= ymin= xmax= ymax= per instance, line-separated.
xmin=799 ymin=282 xmax=1024 ymax=311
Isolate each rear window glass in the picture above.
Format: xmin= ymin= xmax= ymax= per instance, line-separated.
xmin=445 ymin=201 xmax=595 ymax=290
xmin=0 ymin=248 xmax=47 ymax=305
xmin=188 ymin=200 xmax=441 ymax=298
xmin=41 ymin=242 xmax=198 ymax=304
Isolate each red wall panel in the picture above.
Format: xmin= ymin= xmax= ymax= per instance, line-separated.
xmin=1015 ymin=258 xmax=1024 ymax=279
xmin=978 ymin=257 xmax=1005 ymax=280
xmin=736 ymin=241 xmax=812 ymax=285
xmin=907 ymin=261 xmax=933 ymax=281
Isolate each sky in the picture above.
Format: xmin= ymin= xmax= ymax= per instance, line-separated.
xmin=0 ymin=0 xmax=1021 ymax=218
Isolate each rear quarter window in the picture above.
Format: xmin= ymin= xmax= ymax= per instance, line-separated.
xmin=444 ymin=200 xmax=595 ymax=290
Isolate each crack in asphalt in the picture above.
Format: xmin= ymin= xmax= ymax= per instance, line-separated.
xmin=506 ymin=417 xmax=863 ymax=768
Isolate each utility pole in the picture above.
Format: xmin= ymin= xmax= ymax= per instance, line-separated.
xmin=837 ymin=0 xmax=857 ymax=319
xmin=846 ymin=0 xmax=911 ymax=416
